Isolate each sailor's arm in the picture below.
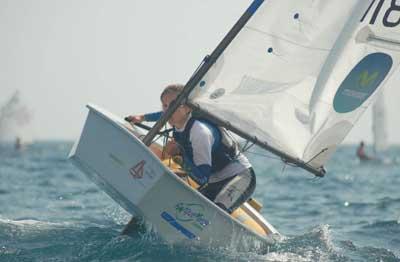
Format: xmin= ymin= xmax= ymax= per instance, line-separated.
xmin=123 ymin=111 xmax=166 ymax=160
xmin=125 ymin=111 xmax=162 ymax=123
xmin=187 ymin=122 xmax=214 ymax=186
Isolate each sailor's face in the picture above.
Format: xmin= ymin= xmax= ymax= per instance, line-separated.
xmin=161 ymin=93 xmax=190 ymax=128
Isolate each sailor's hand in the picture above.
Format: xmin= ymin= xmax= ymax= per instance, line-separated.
xmin=125 ymin=115 xmax=144 ymax=123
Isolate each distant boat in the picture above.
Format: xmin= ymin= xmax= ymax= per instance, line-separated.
xmin=0 ymin=90 xmax=31 ymax=142
xmin=15 ymin=136 xmax=22 ymax=150
xmin=0 ymin=90 xmax=20 ymax=139
xmin=372 ymin=91 xmax=388 ymax=154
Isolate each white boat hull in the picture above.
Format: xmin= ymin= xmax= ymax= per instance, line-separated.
xmin=69 ymin=104 xmax=279 ymax=248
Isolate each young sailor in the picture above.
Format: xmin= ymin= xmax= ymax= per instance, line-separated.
xmin=126 ymin=84 xmax=256 ymax=213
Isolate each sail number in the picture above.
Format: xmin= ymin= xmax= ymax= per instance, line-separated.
xmin=361 ymin=0 xmax=400 ymax=27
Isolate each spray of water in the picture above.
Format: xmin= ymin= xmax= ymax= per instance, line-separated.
xmin=0 ymin=90 xmax=32 ymax=141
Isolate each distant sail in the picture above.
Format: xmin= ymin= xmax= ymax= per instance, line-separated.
xmin=0 ymin=90 xmax=31 ymax=140
xmin=372 ymin=91 xmax=387 ymax=153
xmin=189 ymin=0 xmax=400 ymax=169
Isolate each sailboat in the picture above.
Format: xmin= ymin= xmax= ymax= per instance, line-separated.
xmin=0 ymin=90 xmax=31 ymax=143
xmin=371 ymin=90 xmax=397 ymax=164
xmin=69 ymin=0 xmax=400 ymax=248
xmin=372 ymin=91 xmax=388 ymax=154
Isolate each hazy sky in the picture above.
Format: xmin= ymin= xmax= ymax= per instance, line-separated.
xmin=1 ymin=0 xmax=399 ymax=144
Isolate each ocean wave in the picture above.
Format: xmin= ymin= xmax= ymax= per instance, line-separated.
xmin=361 ymin=219 xmax=400 ymax=230
xmin=338 ymin=240 xmax=399 ymax=262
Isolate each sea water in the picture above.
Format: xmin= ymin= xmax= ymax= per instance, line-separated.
xmin=0 ymin=141 xmax=399 ymax=261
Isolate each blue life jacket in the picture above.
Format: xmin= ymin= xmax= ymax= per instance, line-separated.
xmin=173 ymin=117 xmax=238 ymax=173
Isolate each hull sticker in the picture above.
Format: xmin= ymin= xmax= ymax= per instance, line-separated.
xmin=161 ymin=212 xmax=198 ymax=240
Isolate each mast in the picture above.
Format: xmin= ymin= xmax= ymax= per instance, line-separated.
xmin=142 ymin=0 xmax=265 ymax=147
xmin=122 ymin=0 xmax=265 ymax=235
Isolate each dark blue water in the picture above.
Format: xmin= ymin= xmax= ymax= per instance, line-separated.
xmin=0 ymin=141 xmax=399 ymax=261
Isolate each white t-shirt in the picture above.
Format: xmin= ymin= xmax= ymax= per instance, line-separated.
xmin=176 ymin=119 xmax=252 ymax=183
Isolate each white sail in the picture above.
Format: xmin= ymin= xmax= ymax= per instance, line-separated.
xmin=372 ymin=91 xmax=388 ymax=153
xmin=189 ymin=0 xmax=400 ymax=169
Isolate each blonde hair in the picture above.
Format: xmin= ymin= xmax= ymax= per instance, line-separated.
xmin=160 ymin=84 xmax=184 ymax=101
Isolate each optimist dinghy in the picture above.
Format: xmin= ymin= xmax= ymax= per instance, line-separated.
xmin=70 ymin=0 xmax=400 ymax=248
xmin=69 ymin=104 xmax=279 ymax=247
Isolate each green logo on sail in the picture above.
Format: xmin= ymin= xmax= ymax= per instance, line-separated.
xmin=333 ymin=53 xmax=392 ymax=113
xmin=358 ymin=70 xmax=379 ymax=88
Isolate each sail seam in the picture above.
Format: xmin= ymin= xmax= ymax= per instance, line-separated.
xmin=245 ymin=26 xmax=331 ymax=52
